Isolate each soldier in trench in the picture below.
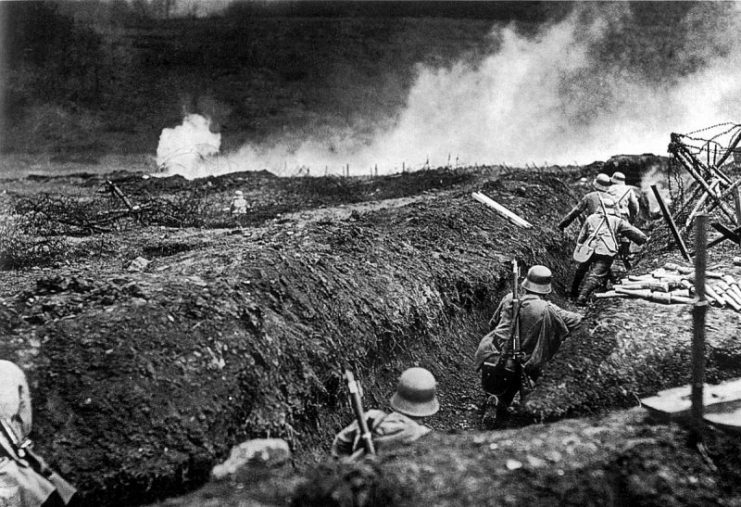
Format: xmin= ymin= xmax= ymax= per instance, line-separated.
xmin=475 ymin=266 xmax=583 ymax=426
xmin=331 ymin=367 xmax=439 ymax=458
xmin=605 ymin=171 xmax=642 ymax=263
xmin=573 ymin=199 xmax=648 ymax=306
xmin=557 ymin=173 xmax=614 ymax=298
xmin=0 ymin=360 xmax=78 ymax=507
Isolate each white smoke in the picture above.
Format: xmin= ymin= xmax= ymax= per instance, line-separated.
xmin=158 ymin=5 xmax=741 ymax=178
xmin=155 ymin=114 xmax=221 ymax=178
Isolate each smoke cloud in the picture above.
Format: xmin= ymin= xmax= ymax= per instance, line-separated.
xmin=157 ymin=3 xmax=741 ymax=179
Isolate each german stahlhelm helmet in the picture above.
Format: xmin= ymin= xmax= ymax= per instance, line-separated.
xmin=0 ymin=360 xmax=32 ymax=440
xmin=234 ymin=190 xmax=243 ymax=196
xmin=611 ymin=171 xmax=626 ymax=183
xmin=593 ymin=173 xmax=612 ymax=191
xmin=521 ymin=265 xmax=552 ymax=294
xmin=390 ymin=367 xmax=439 ymax=417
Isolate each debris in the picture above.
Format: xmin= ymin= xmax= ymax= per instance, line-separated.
xmin=211 ymin=438 xmax=291 ymax=480
xmin=505 ymin=459 xmax=523 ymax=470
xmin=127 ymin=257 xmax=150 ymax=272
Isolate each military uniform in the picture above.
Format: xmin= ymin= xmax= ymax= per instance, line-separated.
xmin=331 ymin=409 xmax=431 ymax=457
xmin=574 ymin=208 xmax=647 ymax=304
xmin=332 ymin=367 xmax=439 ymax=459
xmin=475 ymin=266 xmax=582 ymax=421
xmin=0 ymin=361 xmax=76 ymax=507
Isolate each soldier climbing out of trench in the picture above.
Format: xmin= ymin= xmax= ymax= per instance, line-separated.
xmin=573 ymin=199 xmax=648 ymax=306
xmin=474 ymin=265 xmax=583 ymax=427
xmin=557 ymin=173 xmax=614 ymax=298
xmin=331 ymin=367 xmax=439 ymax=459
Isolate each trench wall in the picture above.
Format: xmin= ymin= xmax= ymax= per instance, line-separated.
xmin=8 ymin=172 xmax=574 ymax=505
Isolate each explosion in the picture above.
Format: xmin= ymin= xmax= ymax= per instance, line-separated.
xmin=155 ymin=114 xmax=221 ymax=179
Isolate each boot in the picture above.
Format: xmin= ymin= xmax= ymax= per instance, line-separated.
xmin=480 ymin=394 xmax=499 ymax=429
xmin=577 ymin=277 xmax=603 ymax=306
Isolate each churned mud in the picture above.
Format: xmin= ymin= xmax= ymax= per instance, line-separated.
xmin=2 ymin=161 xmax=741 ymax=506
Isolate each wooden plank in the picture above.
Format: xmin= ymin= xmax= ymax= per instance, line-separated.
xmin=651 ymin=184 xmax=690 ymax=261
xmin=472 ymin=192 xmax=533 ymax=228
xmin=641 ymin=378 xmax=741 ymax=423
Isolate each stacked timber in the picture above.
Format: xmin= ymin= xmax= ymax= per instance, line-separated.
xmin=596 ymin=262 xmax=741 ymax=311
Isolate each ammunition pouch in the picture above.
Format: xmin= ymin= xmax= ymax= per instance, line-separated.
xmin=481 ymin=357 xmax=519 ymax=397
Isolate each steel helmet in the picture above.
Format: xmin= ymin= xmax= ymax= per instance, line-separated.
xmin=521 ymin=265 xmax=552 ymax=294
xmin=592 ymin=173 xmax=612 ymax=191
xmin=611 ymin=171 xmax=626 ymax=183
xmin=234 ymin=190 xmax=243 ymax=196
xmin=389 ymin=367 xmax=439 ymax=418
xmin=0 ymin=360 xmax=32 ymax=440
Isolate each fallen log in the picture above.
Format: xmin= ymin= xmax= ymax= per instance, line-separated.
xmin=472 ymin=192 xmax=532 ymax=228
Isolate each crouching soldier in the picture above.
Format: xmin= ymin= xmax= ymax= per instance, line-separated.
xmin=474 ymin=265 xmax=582 ymax=426
xmin=573 ymin=199 xmax=648 ymax=305
xmin=0 ymin=360 xmax=77 ymax=506
xmin=331 ymin=367 xmax=439 ymax=459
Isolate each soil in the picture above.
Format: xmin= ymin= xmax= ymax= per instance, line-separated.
xmin=1 ymin=160 xmax=741 ymax=506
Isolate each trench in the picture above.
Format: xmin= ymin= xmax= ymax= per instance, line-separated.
xmin=23 ymin=160 xmax=741 ymax=506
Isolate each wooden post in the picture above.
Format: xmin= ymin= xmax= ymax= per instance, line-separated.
xmin=651 ymin=184 xmax=690 ymax=261
xmin=734 ymin=188 xmax=741 ymax=226
xmin=691 ymin=214 xmax=707 ymax=444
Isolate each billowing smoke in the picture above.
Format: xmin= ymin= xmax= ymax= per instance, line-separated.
xmin=156 ymin=114 xmax=221 ymax=178
xmin=157 ymin=3 xmax=741 ymax=179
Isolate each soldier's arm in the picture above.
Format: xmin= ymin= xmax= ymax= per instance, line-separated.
xmin=558 ymin=200 xmax=585 ymax=230
xmin=551 ymin=304 xmax=584 ymax=332
xmin=618 ymin=221 xmax=648 ymax=245
xmin=488 ymin=293 xmax=510 ymax=329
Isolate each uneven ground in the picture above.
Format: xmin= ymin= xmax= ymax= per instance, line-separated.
xmin=2 ymin=159 xmax=741 ymax=506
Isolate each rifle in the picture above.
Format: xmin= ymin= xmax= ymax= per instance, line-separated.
xmin=344 ymin=370 xmax=375 ymax=457
xmin=0 ymin=418 xmax=77 ymax=505
xmin=508 ymin=261 xmax=534 ymax=397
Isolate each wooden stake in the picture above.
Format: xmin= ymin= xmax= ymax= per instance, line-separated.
xmin=691 ymin=214 xmax=707 ymax=444
xmin=734 ymin=187 xmax=741 ymax=227
xmin=651 ymin=184 xmax=690 ymax=261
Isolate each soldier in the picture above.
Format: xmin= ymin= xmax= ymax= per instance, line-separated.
xmin=574 ymin=200 xmax=648 ymax=305
xmin=475 ymin=266 xmax=583 ymax=426
xmin=230 ymin=190 xmax=248 ymax=228
xmin=606 ymin=171 xmax=640 ymax=224
xmin=606 ymin=171 xmax=641 ymax=266
xmin=331 ymin=367 xmax=438 ymax=458
xmin=558 ymin=173 xmax=614 ymax=298
xmin=0 ymin=360 xmax=77 ymax=506
xmin=557 ymin=173 xmax=613 ymax=231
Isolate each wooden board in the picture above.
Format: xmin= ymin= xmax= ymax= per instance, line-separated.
xmin=641 ymin=378 xmax=741 ymax=423
xmin=704 ymin=399 xmax=741 ymax=435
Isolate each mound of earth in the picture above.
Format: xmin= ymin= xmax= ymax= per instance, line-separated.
xmin=1 ymin=164 xmax=740 ymax=506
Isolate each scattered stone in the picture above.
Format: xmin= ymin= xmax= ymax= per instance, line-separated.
xmin=211 ymin=438 xmax=291 ymax=480
xmin=127 ymin=256 xmax=150 ymax=272
xmin=506 ymin=459 xmax=523 ymax=470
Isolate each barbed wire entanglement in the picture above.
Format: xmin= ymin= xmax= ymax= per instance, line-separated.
xmin=665 ymin=123 xmax=741 ymax=256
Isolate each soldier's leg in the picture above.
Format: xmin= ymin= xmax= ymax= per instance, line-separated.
xmin=570 ymin=260 xmax=591 ymax=299
xmin=577 ymin=255 xmax=614 ymax=305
